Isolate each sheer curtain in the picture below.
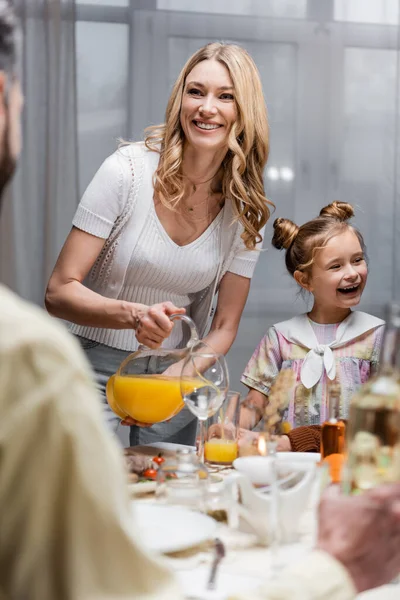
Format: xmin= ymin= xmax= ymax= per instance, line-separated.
xmin=0 ymin=0 xmax=78 ymax=305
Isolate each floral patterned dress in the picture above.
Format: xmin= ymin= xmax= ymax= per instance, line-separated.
xmin=241 ymin=312 xmax=384 ymax=427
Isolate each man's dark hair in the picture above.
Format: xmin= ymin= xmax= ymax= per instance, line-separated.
xmin=0 ymin=1 xmax=19 ymax=77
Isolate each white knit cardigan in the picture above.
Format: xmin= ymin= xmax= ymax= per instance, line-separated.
xmin=70 ymin=142 xmax=263 ymax=348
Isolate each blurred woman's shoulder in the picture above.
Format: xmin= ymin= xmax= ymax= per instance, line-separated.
xmin=0 ymin=284 xmax=92 ymax=376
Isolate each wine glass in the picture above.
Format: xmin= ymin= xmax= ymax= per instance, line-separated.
xmin=180 ymin=341 xmax=229 ymax=462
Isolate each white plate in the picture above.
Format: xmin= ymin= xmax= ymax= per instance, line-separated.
xmin=133 ymin=502 xmax=217 ymax=553
xmin=127 ymin=442 xmax=196 ymax=459
xmin=143 ymin=441 xmax=196 ymax=453
xmin=128 ymin=480 xmax=157 ymax=496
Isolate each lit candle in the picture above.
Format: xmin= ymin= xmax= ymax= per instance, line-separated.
xmin=258 ymin=434 xmax=267 ymax=456
xmin=204 ymin=439 xmax=238 ymax=464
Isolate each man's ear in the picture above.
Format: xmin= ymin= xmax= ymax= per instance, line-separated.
xmin=294 ymin=269 xmax=312 ymax=291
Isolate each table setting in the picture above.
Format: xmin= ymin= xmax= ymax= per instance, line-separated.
xmin=127 ymin=441 xmax=314 ymax=598
xmin=124 ymin=441 xmax=400 ymax=600
xmin=105 ymin=313 xmax=400 ymax=599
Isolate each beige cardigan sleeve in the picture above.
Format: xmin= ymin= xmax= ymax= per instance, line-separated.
xmin=0 ymin=321 xmax=182 ymax=600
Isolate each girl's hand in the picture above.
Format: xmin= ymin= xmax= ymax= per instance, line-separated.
xmin=276 ymin=435 xmax=292 ymax=452
xmin=238 ymin=428 xmax=259 ymax=447
xmin=237 ymin=429 xmax=292 ymax=452
xmin=239 ymin=389 xmax=267 ymax=430
xmin=134 ymin=302 xmax=185 ymax=348
xmin=208 ymin=422 xmax=236 ymax=441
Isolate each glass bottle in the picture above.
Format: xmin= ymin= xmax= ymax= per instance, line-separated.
xmin=321 ymin=381 xmax=346 ymax=484
xmin=344 ymin=303 xmax=400 ymax=494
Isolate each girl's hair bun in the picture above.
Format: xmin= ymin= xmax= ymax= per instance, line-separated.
xmin=272 ymin=217 xmax=299 ymax=250
xmin=319 ymin=201 xmax=354 ymax=222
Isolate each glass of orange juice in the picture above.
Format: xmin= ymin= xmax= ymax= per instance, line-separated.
xmin=204 ymin=391 xmax=241 ymax=466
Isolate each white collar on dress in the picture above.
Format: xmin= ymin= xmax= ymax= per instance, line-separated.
xmin=274 ymin=311 xmax=384 ymax=389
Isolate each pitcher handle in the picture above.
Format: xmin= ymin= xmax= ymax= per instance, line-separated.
xmin=169 ymin=313 xmax=200 ymax=348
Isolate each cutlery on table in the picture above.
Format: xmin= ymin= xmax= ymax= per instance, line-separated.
xmin=207 ymin=537 xmax=226 ymax=591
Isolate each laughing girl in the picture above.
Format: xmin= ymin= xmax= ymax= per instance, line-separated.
xmin=239 ymin=201 xmax=384 ymax=451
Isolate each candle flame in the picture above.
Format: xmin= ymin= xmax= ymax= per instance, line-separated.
xmin=258 ymin=435 xmax=267 ymax=456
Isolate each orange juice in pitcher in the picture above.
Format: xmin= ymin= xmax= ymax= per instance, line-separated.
xmin=106 ymin=314 xmax=204 ymax=424
xmin=112 ymin=373 xmax=202 ymax=424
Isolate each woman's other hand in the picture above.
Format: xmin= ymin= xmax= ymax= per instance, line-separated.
xmin=134 ymin=302 xmax=185 ymax=348
xmin=120 ymin=417 xmax=153 ymax=427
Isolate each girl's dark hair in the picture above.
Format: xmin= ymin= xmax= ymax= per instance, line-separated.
xmin=272 ymin=201 xmax=366 ymax=276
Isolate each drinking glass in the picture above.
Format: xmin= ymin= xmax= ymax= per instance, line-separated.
xmin=180 ymin=342 xmax=229 ymax=462
xmin=204 ymin=391 xmax=241 ymax=466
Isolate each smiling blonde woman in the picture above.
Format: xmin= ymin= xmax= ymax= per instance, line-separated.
xmin=145 ymin=42 xmax=271 ymax=250
xmin=45 ymin=42 xmax=272 ymax=447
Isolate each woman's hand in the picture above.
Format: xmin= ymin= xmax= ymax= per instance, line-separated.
xmin=134 ymin=302 xmax=185 ymax=348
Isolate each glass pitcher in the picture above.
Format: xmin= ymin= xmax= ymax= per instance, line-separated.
xmin=106 ymin=314 xmax=201 ymax=424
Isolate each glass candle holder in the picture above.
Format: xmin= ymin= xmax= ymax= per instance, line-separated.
xmin=155 ymin=448 xmax=209 ymax=511
xmin=205 ymin=476 xmax=239 ymax=528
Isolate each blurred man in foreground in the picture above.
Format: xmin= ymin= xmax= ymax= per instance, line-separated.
xmin=0 ymin=2 xmax=400 ymax=598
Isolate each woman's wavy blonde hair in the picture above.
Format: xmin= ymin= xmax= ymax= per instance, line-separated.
xmin=144 ymin=42 xmax=272 ymax=250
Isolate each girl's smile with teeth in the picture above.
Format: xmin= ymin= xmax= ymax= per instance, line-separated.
xmin=338 ymin=284 xmax=360 ymax=293
xmin=297 ymin=229 xmax=368 ymax=322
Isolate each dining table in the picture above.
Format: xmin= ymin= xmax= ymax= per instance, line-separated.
xmin=127 ymin=442 xmax=400 ymax=600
